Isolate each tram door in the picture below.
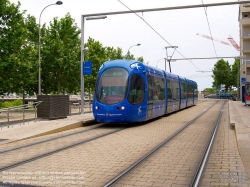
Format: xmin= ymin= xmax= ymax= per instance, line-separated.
xmin=167 ymin=80 xmax=173 ymax=113
xmin=147 ymin=74 xmax=153 ymax=119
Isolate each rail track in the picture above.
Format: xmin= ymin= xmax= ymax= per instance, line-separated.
xmin=103 ymin=100 xmax=226 ymax=187
xmin=0 ymin=100 xmax=225 ymax=186
xmin=0 ymin=123 xmax=129 ymax=172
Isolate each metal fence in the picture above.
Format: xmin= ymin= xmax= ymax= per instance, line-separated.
xmin=69 ymin=100 xmax=92 ymax=115
xmin=0 ymin=101 xmax=42 ymax=129
xmin=0 ymin=100 xmax=93 ymax=129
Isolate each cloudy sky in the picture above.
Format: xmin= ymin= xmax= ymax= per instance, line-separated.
xmin=10 ymin=0 xmax=241 ymax=91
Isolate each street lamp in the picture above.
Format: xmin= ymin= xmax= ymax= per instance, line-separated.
xmin=156 ymin=58 xmax=166 ymax=68
xmin=165 ymin=46 xmax=178 ymax=72
xmin=126 ymin=43 xmax=141 ymax=59
xmin=81 ymin=15 xmax=107 ymax=114
xmin=38 ymin=1 xmax=63 ymax=95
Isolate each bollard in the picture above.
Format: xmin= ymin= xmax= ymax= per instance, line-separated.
xmin=7 ymin=108 xmax=9 ymax=128
xmin=23 ymin=106 xmax=25 ymax=125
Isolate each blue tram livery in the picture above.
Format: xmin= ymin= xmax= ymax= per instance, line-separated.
xmin=92 ymin=60 xmax=198 ymax=123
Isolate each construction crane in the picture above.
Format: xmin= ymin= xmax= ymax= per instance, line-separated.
xmin=196 ymin=33 xmax=240 ymax=51
xmin=228 ymin=35 xmax=240 ymax=51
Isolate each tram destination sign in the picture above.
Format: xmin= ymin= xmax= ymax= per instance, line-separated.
xmin=83 ymin=61 xmax=92 ymax=75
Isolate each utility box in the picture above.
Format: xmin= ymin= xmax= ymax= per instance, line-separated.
xmin=37 ymin=95 xmax=69 ymax=119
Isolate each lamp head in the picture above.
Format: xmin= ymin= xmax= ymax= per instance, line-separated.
xmin=137 ymin=44 xmax=141 ymax=46
xmin=56 ymin=1 xmax=63 ymax=5
xmin=83 ymin=47 xmax=89 ymax=52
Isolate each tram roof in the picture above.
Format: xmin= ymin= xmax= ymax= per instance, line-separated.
xmin=100 ymin=60 xmax=197 ymax=85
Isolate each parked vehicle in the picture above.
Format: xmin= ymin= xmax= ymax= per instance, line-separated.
xmin=204 ymin=94 xmax=217 ymax=98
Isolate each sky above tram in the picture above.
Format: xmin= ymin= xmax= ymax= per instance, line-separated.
xmin=11 ymin=0 xmax=241 ymax=91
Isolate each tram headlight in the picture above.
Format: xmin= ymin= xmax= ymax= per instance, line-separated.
xmin=117 ymin=106 xmax=125 ymax=110
xmin=95 ymin=106 xmax=100 ymax=110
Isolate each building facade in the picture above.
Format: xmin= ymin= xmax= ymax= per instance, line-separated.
xmin=239 ymin=2 xmax=250 ymax=101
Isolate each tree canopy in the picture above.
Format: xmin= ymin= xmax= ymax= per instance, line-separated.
xmin=0 ymin=0 xmax=145 ymax=96
xmin=212 ymin=58 xmax=240 ymax=92
xmin=41 ymin=13 xmax=81 ymax=94
xmin=0 ymin=0 xmax=38 ymax=98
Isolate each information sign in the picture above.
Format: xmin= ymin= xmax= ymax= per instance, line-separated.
xmin=83 ymin=61 xmax=92 ymax=75
xmin=241 ymin=77 xmax=246 ymax=83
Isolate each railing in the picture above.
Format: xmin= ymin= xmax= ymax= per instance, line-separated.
xmin=0 ymin=101 xmax=42 ymax=129
xmin=0 ymin=100 xmax=93 ymax=129
xmin=69 ymin=100 xmax=93 ymax=115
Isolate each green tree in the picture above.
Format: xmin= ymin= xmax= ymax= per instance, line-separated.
xmin=212 ymin=59 xmax=231 ymax=91
xmin=137 ymin=56 xmax=144 ymax=62
xmin=106 ymin=47 xmax=124 ymax=60
xmin=204 ymin=87 xmax=216 ymax=94
xmin=41 ymin=13 xmax=81 ymax=94
xmin=231 ymin=58 xmax=240 ymax=88
xmin=0 ymin=0 xmax=38 ymax=102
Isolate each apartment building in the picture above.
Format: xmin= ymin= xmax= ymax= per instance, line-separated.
xmin=239 ymin=2 xmax=250 ymax=101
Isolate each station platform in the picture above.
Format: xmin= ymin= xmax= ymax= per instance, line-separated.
xmin=0 ymin=113 xmax=95 ymax=145
xmin=229 ymin=100 xmax=250 ymax=176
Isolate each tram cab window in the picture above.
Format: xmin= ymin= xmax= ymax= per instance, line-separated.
xmin=128 ymin=74 xmax=145 ymax=104
xmin=97 ymin=68 xmax=128 ymax=105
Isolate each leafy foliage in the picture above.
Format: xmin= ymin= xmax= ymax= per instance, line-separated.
xmin=0 ymin=0 xmax=38 ymax=104
xmin=0 ymin=1 xmax=145 ymax=96
xmin=212 ymin=58 xmax=240 ymax=91
xmin=231 ymin=58 xmax=240 ymax=88
xmin=0 ymin=99 xmax=23 ymax=108
xmin=41 ymin=13 xmax=81 ymax=94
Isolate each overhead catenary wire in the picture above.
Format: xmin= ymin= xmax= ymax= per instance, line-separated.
xmin=201 ymin=0 xmax=218 ymax=58
xmin=117 ymin=0 xmax=201 ymax=72
xmin=186 ymin=74 xmax=213 ymax=78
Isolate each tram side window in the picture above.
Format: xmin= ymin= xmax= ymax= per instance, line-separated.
xmin=181 ymin=82 xmax=186 ymax=99
xmin=168 ymin=80 xmax=172 ymax=100
xmin=188 ymin=84 xmax=192 ymax=98
xmin=168 ymin=88 xmax=172 ymax=99
xmin=128 ymin=74 xmax=145 ymax=104
xmin=147 ymin=75 xmax=153 ymax=101
xmin=153 ymin=76 xmax=165 ymax=101
xmin=194 ymin=85 xmax=198 ymax=98
xmin=175 ymin=81 xmax=179 ymax=100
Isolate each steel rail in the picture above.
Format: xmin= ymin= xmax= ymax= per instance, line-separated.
xmin=103 ymin=101 xmax=218 ymax=187
xmin=190 ymin=101 xmax=227 ymax=187
xmin=0 ymin=128 xmax=125 ymax=172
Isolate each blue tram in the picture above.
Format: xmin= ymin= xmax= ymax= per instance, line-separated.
xmin=92 ymin=60 xmax=198 ymax=123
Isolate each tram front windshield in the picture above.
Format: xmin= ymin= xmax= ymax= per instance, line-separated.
xmin=97 ymin=68 xmax=129 ymax=104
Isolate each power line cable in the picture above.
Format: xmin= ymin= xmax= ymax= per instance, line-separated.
xmin=201 ymin=0 xmax=218 ymax=58
xmin=117 ymin=0 xmax=201 ymax=71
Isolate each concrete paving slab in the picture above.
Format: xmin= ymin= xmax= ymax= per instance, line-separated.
xmin=229 ymin=100 xmax=250 ymax=178
xmin=0 ymin=113 xmax=95 ymax=145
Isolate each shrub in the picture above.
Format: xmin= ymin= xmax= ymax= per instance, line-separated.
xmin=0 ymin=100 xmax=23 ymax=108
